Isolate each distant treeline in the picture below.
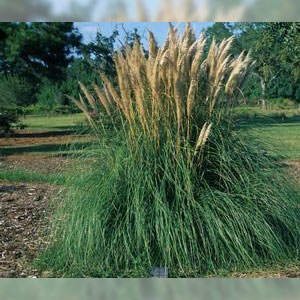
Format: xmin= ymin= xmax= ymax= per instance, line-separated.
xmin=0 ymin=22 xmax=299 ymax=118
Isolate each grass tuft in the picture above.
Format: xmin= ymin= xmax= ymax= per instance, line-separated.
xmin=37 ymin=24 xmax=300 ymax=277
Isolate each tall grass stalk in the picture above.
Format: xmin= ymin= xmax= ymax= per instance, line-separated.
xmin=37 ymin=24 xmax=300 ymax=277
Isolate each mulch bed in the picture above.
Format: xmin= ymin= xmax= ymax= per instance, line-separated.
xmin=0 ymin=130 xmax=90 ymax=147
xmin=227 ymin=265 xmax=300 ymax=278
xmin=0 ymin=181 xmax=58 ymax=277
xmin=0 ymin=154 xmax=73 ymax=174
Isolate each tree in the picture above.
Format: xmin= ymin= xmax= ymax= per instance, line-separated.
xmin=0 ymin=22 xmax=82 ymax=84
xmin=271 ymin=23 xmax=300 ymax=100
xmin=0 ymin=75 xmax=29 ymax=134
xmin=251 ymin=23 xmax=300 ymax=103
xmin=82 ymin=29 xmax=119 ymax=77
xmin=0 ymin=22 xmax=82 ymax=110
xmin=233 ymin=22 xmax=300 ymax=103
xmin=205 ymin=22 xmax=233 ymax=43
xmin=240 ymin=23 xmax=276 ymax=107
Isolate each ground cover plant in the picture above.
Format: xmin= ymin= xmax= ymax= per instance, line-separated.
xmin=37 ymin=24 xmax=300 ymax=277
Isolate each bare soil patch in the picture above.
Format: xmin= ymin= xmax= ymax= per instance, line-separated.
xmin=0 ymin=154 xmax=73 ymax=174
xmin=227 ymin=264 xmax=300 ymax=278
xmin=285 ymin=160 xmax=300 ymax=184
xmin=0 ymin=130 xmax=92 ymax=147
xmin=0 ymin=181 xmax=58 ymax=277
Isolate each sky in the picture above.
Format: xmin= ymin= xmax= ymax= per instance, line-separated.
xmin=75 ymin=22 xmax=213 ymax=46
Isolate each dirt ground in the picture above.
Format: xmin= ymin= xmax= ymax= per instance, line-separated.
xmin=285 ymin=160 xmax=300 ymax=184
xmin=0 ymin=154 xmax=72 ymax=174
xmin=0 ymin=181 xmax=57 ymax=278
xmin=0 ymin=130 xmax=91 ymax=147
xmin=0 ymin=130 xmax=74 ymax=277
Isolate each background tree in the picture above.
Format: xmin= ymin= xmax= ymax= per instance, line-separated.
xmin=82 ymin=29 xmax=119 ymax=77
xmin=208 ymin=22 xmax=300 ymax=106
xmin=205 ymin=22 xmax=233 ymax=44
xmin=0 ymin=22 xmax=82 ymax=83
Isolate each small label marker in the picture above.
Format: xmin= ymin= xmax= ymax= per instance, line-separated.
xmin=150 ymin=267 xmax=168 ymax=278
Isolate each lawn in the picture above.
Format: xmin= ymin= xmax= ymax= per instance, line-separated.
xmin=239 ymin=115 xmax=300 ymax=159
xmin=2 ymin=111 xmax=300 ymax=184
xmin=0 ymin=113 xmax=93 ymax=156
xmin=22 ymin=113 xmax=85 ymax=131
xmin=15 ymin=111 xmax=300 ymax=159
xmin=0 ymin=113 xmax=93 ymax=184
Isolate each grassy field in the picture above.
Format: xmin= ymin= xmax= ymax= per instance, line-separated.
xmin=0 ymin=113 xmax=92 ymax=184
xmin=239 ymin=115 xmax=300 ymax=159
xmin=0 ymin=113 xmax=93 ymax=157
xmin=1 ymin=111 xmax=300 ymax=181
xmin=22 ymin=113 xmax=85 ymax=131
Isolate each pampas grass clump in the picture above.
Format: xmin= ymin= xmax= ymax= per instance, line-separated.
xmin=37 ymin=24 xmax=300 ymax=277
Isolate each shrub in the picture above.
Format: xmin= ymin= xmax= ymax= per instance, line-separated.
xmin=268 ymin=98 xmax=298 ymax=109
xmin=29 ymin=82 xmax=79 ymax=115
xmin=0 ymin=107 xmax=18 ymax=135
xmin=0 ymin=75 xmax=31 ymax=134
xmin=0 ymin=75 xmax=34 ymax=106
xmin=32 ymin=83 xmax=62 ymax=114
xmin=61 ymin=58 xmax=101 ymax=99
xmin=38 ymin=24 xmax=300 ymax=277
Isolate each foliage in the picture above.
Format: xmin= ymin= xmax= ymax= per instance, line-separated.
xmin=0 ymin=75 xmax=32 ymax=134
xmin=1 ymin=22 xmax=300 ymax=115
xmin=82 ymin=29 xmax=119 ymax=77
xmin=31 ymin=81 xmax=79 ymax=114
xmin=34 ymin=29 xmax=122 ymax=114
xmin=0 ymin=22 xmax=82 ymax=84
xmin=35 ymin=83 xmax=62 ymax=111
xmin=235 ymin=22 xmax=300 ymax=102
xmin=0 ymin=107 xmax=19 ymax=135
xmin=37 ymin=24 xmax=300 ymax=277
xmin=62 ymin=58 xmax=100 ymax=98
xmin=55 ymin=29 xmax=127 ymax=114
xmin=0 ymin=74 xmax=34 ymax=106
xmin=206 ymin=22 xmax=300 ymax=103
xmin=0 ymin=22 xmax=84 ymax=115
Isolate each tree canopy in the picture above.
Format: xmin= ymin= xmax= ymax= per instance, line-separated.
xmin=0 ymin=22 xmax=82 ymax=82
xmin=205 ymin=22 xmax=300 ymax=102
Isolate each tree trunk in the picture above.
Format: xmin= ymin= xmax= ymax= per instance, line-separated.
xmin=260 ymin=76 xmax=267 ymax=110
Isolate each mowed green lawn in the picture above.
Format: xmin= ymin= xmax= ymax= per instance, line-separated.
xmin=0 ymin=113 xmax=91 ymax=158
xmin=22 ymin=113 xmax=85 ymax=131
xmin=1 ymin=111 xmax=300 ymax=171
xmin=21 ymin=112 xmax=300 ymax=159
xmin=239 ymin=115 xmax=300 ymax=159
xmin=0 ymin=113 xmax=92 ymax=183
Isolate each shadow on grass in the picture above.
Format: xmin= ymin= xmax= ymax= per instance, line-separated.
xmin=0 ymin=141 xmax=93 ymax=156
xmin=9 ymin=130 xmax=76 ymax=138
xmin=236 ymin=115 xmax=300 ymax=129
